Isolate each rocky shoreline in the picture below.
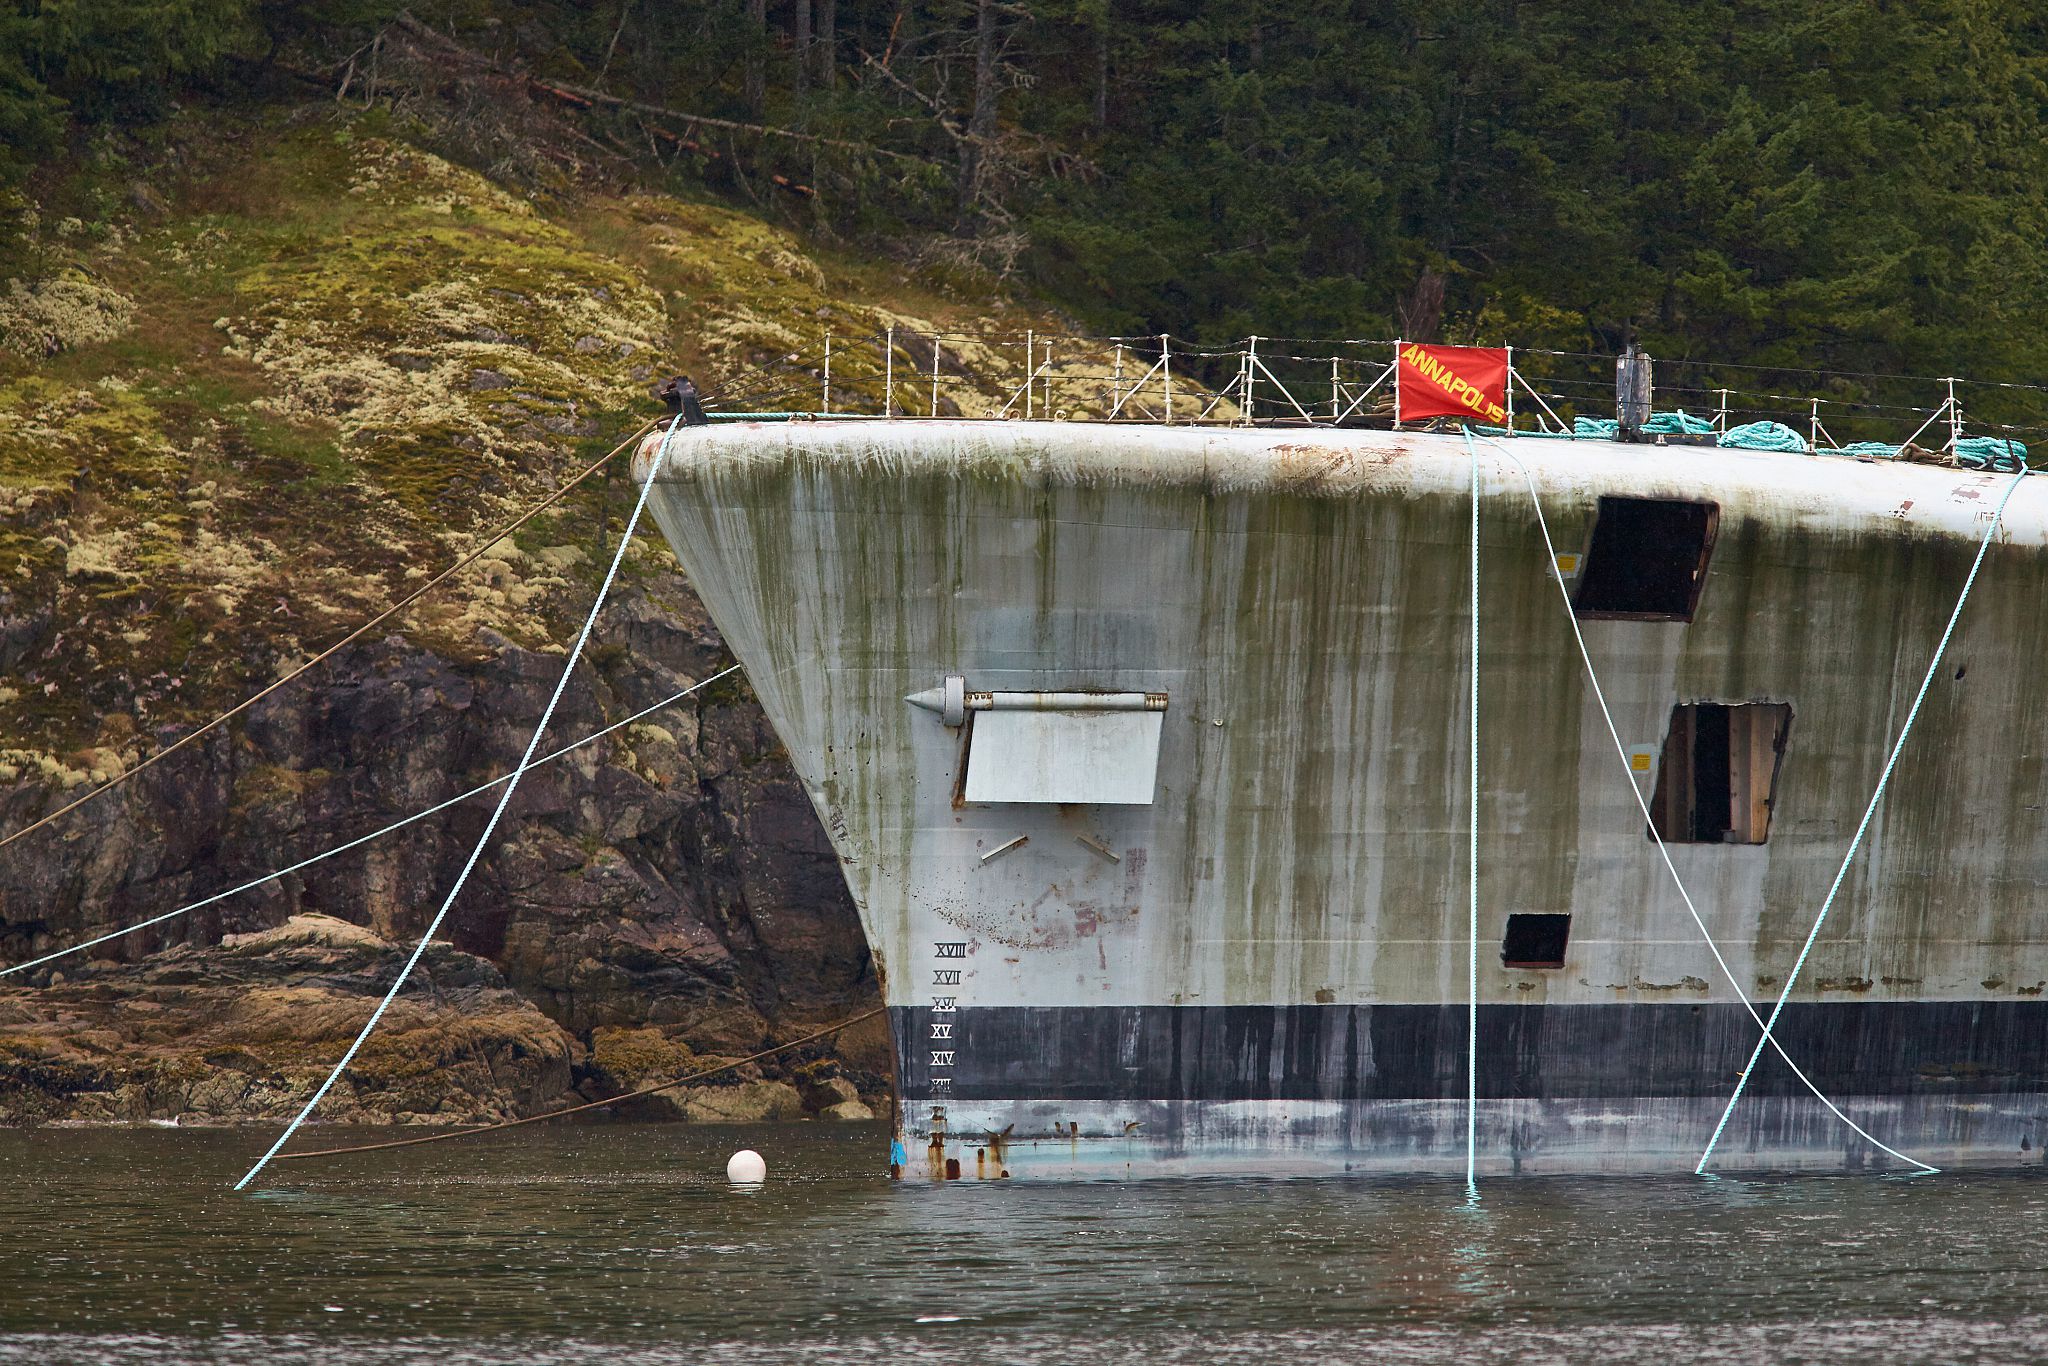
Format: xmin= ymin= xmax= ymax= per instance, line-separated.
xmin=0 ymin=120 xmax=1016 ymax=1129
xmin=0 ymin=914 xmax=886 ymax=1127
xmin=0 ymin=584 xmax=891 ymax=1128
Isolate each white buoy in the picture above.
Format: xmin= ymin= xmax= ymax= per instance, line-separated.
xmin=726 ymin=1149 xmax=767 ymax=1185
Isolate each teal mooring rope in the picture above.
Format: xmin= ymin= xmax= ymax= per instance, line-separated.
xmin=1695 ymin=460 xmax=2030 ymax=1174
xmin=1463 ymin=427 xmax=1480 ymax=1192
xmin=1485 ymin=435 xmax=1939 ymax=1175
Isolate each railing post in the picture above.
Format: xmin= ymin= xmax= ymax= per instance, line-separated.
xmin=1716 ymin=387 xmax=1728 ymax=433
xmin=884 ymin=325 xmax=895 ymax=417
xmin=1025 ymin=329 xmax=1034 ymax=421
xmin=1810 ymin=397 xmax=1820 ymax=453
xmin=1505 ymin=344 xmax=1515 ymax=436
xmin=822 ymin=334 xmax=832 ymax=415
xmin=1330 ymin=356 xmax=1340 ymax=423
xmin=1161 ymin=334 xmax=1172 ymax=425
xmin=1392 ymin=338 xmax=1404 ymax=427
xmin=1946 ymin=376 xmax=1961 ymax=454
xmin=1044 ymin=340 xmax=1053 ymax=417
xmin=931 ymin=335 xmax=941 ymax=417
xmin=1242 ymin=336 xmax=1259 ymax=426
xmin=1112 ymin=341 xmax=1125 ymax=419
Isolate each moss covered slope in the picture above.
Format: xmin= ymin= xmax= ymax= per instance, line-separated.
xmin=0 ymin=107 xmax=1077 ymax=770
xmin=0 ymin=104 xmax=1093 ymax=1120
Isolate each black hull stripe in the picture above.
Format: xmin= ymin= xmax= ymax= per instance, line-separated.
xmin=892 ymin=1002 xmax=2048 ymax=1102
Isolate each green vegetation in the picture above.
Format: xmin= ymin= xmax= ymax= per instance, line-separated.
xmin=122 ymin=2 xmax=2034 ymax=411
xmin=12 ymin=4 xmax=2041 ymax=411
xmin=4 ymin=0 xmax=2045 ymax=759
xmin=0 ymin=95 xmax=1086 ymax=761
xmin=11 ymin=4 xmax=2048 ymax=383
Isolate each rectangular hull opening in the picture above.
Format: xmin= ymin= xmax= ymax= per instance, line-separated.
xmin=1650 ymin=702 xmax=1792 ymax=844
xmin=1574 ymin=496 xmax=1718 ymax=621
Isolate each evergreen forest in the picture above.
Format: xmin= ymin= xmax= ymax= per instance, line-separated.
xmin=6 ymin=0 xmax=2048 ymax=428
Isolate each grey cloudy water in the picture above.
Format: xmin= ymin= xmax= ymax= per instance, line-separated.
xmin=2 ymin=1125 xmax=2046 ymax=1365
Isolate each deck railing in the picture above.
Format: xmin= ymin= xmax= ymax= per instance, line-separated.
xmin=707 ymin=330 xmax=2044 ymax=470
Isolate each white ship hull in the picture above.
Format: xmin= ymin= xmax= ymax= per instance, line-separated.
xmin=639 ymin=419 xmax=2048 ymax=1178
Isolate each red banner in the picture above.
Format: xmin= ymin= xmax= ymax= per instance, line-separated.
xmin=1396 ymin=343 xmax=1509 ymax=425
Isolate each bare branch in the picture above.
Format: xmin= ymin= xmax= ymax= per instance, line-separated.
xmin=388 ymin=11 xmax=935 ymax=165
xmin=858 ymin=47 xmax=968 ymax=143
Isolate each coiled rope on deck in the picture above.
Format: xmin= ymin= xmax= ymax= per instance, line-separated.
xmin=272 ymin=1006 xmax=884 ymax=1164
xmin=1696 ymin=461 xmax=2030 ymax=1173
xmin=1718 ymin=420 xmax=1809 ymax=452
xmin=233 ymin=414 xmax=688 ymax=1191
xmin=0 ymin=415 xmax=662 ymax=856
xmin=0 ymin=665 xmax=740 ymax=978
xmin=1481 ymin=436 xmax=1941 ymax=1174
xmin=1568 ymin=411 xmax=1718 ymax=439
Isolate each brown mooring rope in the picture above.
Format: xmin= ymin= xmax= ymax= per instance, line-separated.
xmin=0 ymin=415 xmax=662 ymax=855
xmin=273 ymin=1006 xmax=885 ymax=1163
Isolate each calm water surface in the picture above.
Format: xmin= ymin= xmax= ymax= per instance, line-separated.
xmin=0 ymin=1125 xmax=2044 ymax=1363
